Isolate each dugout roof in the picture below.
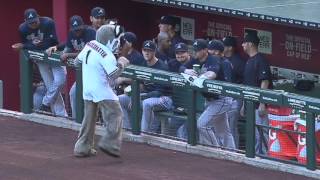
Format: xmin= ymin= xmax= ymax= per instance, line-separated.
xmin=135 ymin=0 xmax=320 ymax=30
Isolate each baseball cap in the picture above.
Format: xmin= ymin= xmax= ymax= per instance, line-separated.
xmin=175 ymin=43 xmax=188 ymax=53
xmin=120 ymin=32 xmax=137 ymax=47
xmin=24 ymin=8 xmax=39 ymax=24
xmin=91 ymin=7 xmax=106 ymax=18
xmin=123 ymin=32 xmax=137 ymax=44
xmin=208 ymin=40 xmax=224 ymax=52
xmin=142 ymin=40 xmax=156 ymax=51
xmin=159 ymin=15 xmax=176 ymax=26
xmin=70 ymin=15 xmax=84 ymax=31
xmin=222 ymin=36 xmax=237 ymax=47
xmin=193 ymin=39 xmax=208 ymax=51
xmin=243 ymin=31 xmax=260 ymax=46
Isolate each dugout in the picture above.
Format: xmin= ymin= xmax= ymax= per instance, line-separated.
xmin=131 ymin=0 xmax=320 ymax=98
xmin=14 ymin=0 xmax=320 ymax=170
xmin=1 ymin=0 xmax=320 ymax=110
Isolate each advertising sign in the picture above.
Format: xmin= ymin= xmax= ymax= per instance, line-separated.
xmin=180 ymin=17 xmax=195 ymax=41
xmin=285 ymin=34 xmax=312 ymax=61
xmin=206 ymin=21 xmax=232 ymax=39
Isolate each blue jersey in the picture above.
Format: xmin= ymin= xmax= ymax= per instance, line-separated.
xmin=168 ymin=57 xmax=195 ymax=73
xmin=127 ymin=49 xmax=144 ymax=66
xmin=181 ymin=55 xmax=224 ymax=99
xmin=142 ymin=59 xmax=169 ymax=94
xmin=19 ymin=17 xmax=58 ymax=50
xmin=168 ymin=59 xmax=182 ymax=73
xmin=181 ymin=55 xmax=224 ymax=81
xmin=220 ymin=57 xmax=234 ymax=83
xmin=65 ymin=26 xmax=96 ymax=52
xmin=168 ymin=34 xmax=185 ymax=58
xmin=243 ymin=53 xmax=272 ymax=88
xmin=227 ymin=54 xmax=245 ymax=84
xmin=156 ymin=50 xmax=171 ymax=64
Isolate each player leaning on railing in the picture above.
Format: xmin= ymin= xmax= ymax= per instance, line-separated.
xmin=180 ymin=39 xmax=235 ymax=148
xmin=12 ymin=8 xmax=67 ymax=117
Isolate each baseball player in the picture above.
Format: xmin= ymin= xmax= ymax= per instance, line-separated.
xmin=167 ymin=43 xmax=195 ymax=137
xmin=90 ymin=7 xmax=106 ymax=30
xmin=223 ymin=36 xmax=245 ymax=84
xmin=74 ymin=24 xmax=129 ymax=158
xmin=118 ymin=40 xmax=172 ymax=132
xmin=168 ymin=42 xmax=194 ymax=73
xmin=63 ymin=15 xmax=96 ymax=119
xmin=118 ymin=32 xmax=144 ymax=66
xmin=181 ymin=39 xmax=235 ymax=149
xmin=208 ymin=39 xmax=241 ymax=148
xmin=68 ymin=8 xmax=106 ymax=119
xmin=158 ymin=15 xmax=185 ymax=59
xmin=47 ymin=15 xmax=96 ymax=119
xmin=222 ymin=36 xmax=246 ymax=148
xmin=208 ymin=39 xmax=234 ymax=83
xmin=241 ymin=32 xmax=272 ymax=154
xmin=155 ymin=32 xmax=172 ymax=64
xmin=115 ymin=32 xmax=145 ymax=94
xmin=12 ymin=8 xmax=67 ymax=116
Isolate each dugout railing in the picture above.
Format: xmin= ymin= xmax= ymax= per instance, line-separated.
xmin=20 ymin=49 xmax=320 ymax=171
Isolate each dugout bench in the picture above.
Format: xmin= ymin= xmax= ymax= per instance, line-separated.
xmin=154 ymin=87 xmax=205 ymax=136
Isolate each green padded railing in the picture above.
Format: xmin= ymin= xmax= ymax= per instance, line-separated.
xmin=20 ymin=50 xmax=320 ymax=170
xmin=20 ymin=50 xmax=84 ymax=123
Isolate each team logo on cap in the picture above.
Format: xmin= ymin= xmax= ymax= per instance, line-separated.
xmin=99 ymin=9 xmax=104 ymax=14
xmin=177 ymin=44 xmax=181 ymax=49
xmin=145 ymin=42 xmax=151 ymax=47
xmin=193 ymin=41 xmax=198 ymax=46
xmin=28 ymin=13 xmax=34 ymax=18
xmin=73 ymin=21 xmax=78 ymax=26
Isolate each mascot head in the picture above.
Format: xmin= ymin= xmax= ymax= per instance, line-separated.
xmin=96 ymin=24 xmax=124 ymax=54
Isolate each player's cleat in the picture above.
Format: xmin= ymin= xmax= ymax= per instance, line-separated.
xmin=39 ymin=104 xmax=51 ymax=113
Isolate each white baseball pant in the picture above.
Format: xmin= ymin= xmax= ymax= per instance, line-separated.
xmin=37 ymin=62 xmax=67 ymax=116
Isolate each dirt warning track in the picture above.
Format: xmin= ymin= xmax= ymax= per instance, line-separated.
xmin=0 ymin=116 xmax=314 ymax=180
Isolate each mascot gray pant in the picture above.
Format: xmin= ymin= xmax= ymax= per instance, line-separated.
xmin=74 ymin=100 xmax=123 ymax=155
